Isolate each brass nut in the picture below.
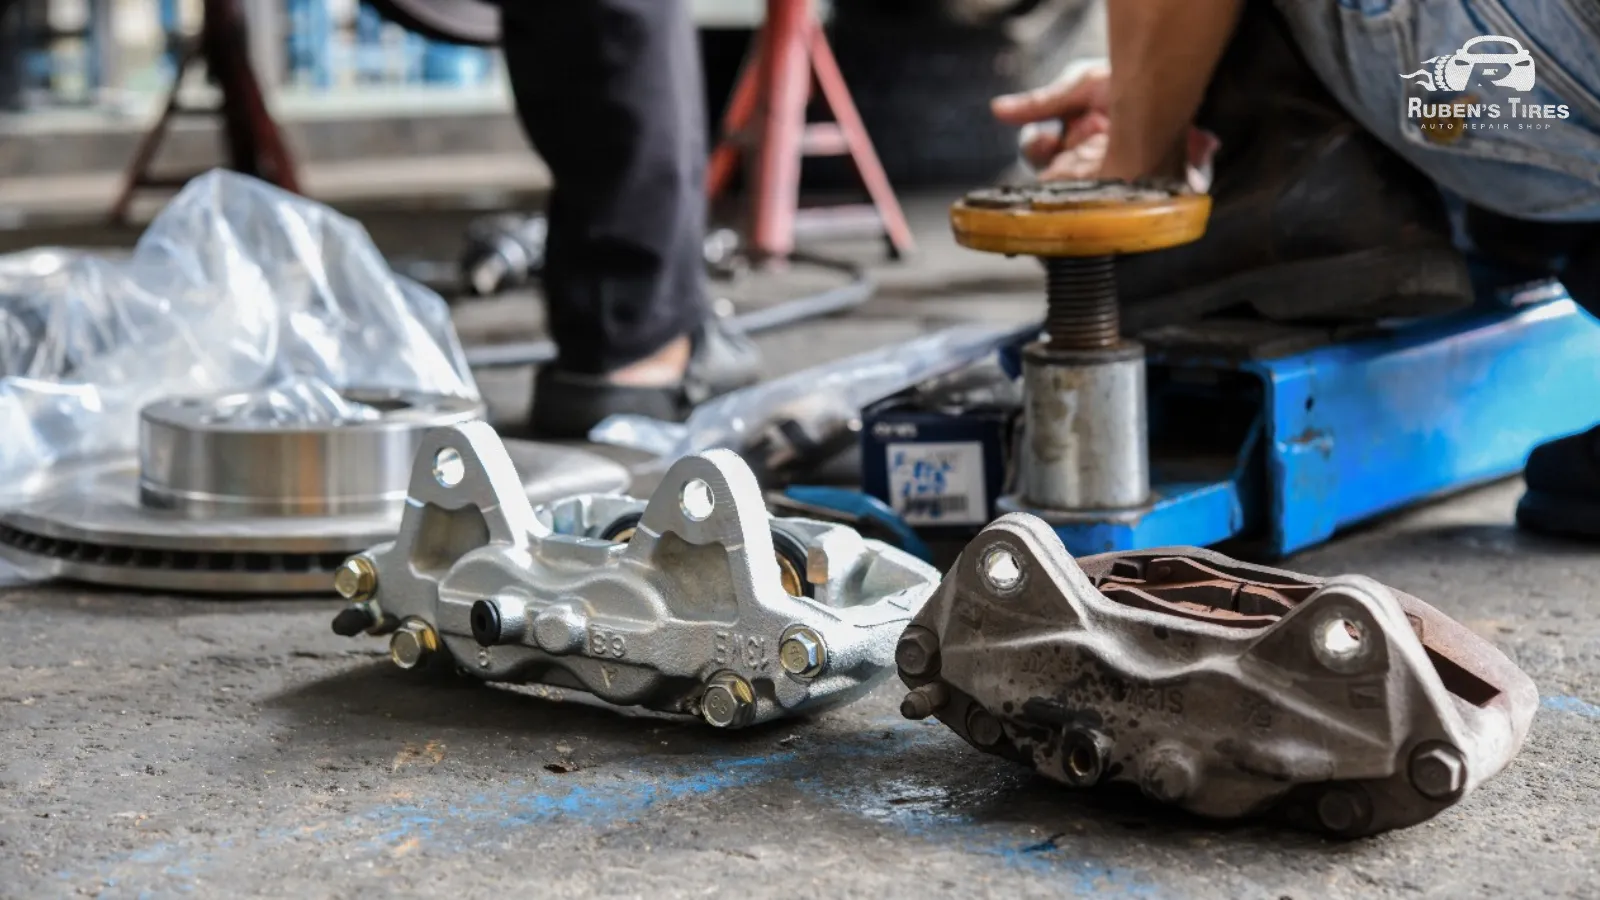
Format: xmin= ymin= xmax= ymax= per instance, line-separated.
xmin=389 ymin=619 xmax=439 ymax=670
xmin=700 ymin=671 xmax=756 ymax=728
xmin=333 ymin=556 xmax=378 ymax=601
xmin=779 ymin=627 xmax=827 ymax=679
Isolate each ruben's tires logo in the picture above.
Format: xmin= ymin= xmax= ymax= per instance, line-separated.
xmin=1400 ymin=35 xmax=1568 ymax=129
xmin=1401 ymin=36 xmax=1535 ymax=93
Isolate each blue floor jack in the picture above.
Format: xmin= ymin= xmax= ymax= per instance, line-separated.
xmin=841 ymin=283 xmax=1600 ymax=561
xmin=797 ymin=183 xmax=1600 ymax=561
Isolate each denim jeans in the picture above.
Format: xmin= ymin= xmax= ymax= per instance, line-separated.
xmin=1277 ymin=0 xmax=1600 ymax=222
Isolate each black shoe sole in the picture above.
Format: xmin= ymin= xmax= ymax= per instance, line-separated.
xmin=1516 ymin=489 xmax=1600 ymax=541
xmin=527 ymin=369 xmax=686 ymax=442
xmin=1123 ymin=243 xmax=1474 ymax=333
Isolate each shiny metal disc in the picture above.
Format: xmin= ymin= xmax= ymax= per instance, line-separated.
xmin=137 ymin=390 xmax=482 ymax=518
xmin=0 ymin=441 xmax=630 ymax=595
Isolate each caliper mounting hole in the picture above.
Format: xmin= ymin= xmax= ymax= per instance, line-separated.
xmin=681 ymin=478 xmax=715 ymax=521
xmin=981 ymin=546 xmax=1024 ymax=593
xmin=433 ymin=447 xmax=466 ymax=488
xmin=1068 ymin=743 xmax=1098 ymax=780
xmin=1313 ymin=613 xmax=1368 ymax=672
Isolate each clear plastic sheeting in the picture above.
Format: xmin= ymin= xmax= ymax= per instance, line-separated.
xmin=0 ymin=170 xmax=477 ymax=486
xmin=590 ymin=323 xmax=1031 ymax=464
xmin=188 ymin=376 xmax=385 ymax=427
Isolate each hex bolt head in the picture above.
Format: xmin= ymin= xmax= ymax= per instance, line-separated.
xmin=1409 ymin=743 xmax=1467 ymax=800
xmin=1315 ymin=785 xmax=1374 ymax=837
xmin=333 ymin=556 xmax=378 ymax=601
xmin=700 ymin=672 xmax=756 ymax=728
xmin=1140 ymin=744 xmax=1198 ymax=804
xmin=389 ymin=619 xmax=439 ymax=671
xmin=896 ymin=626 xmax=941 ymax=678
xmin=779 ymin=627 xmax=827 ymax=679
xmin=965 ymin=706 xmax=1005 ymax=749
xmin=900 ymin=683 xmax=950 ymax=720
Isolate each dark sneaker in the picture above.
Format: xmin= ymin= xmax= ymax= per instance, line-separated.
xmin=1517 ymin=424 xmax=1600 ymax=540
xmin=1464 ymin=206 xmax=1600 ymax=316
xmin=528 ymin=317 xmax=763 ymax=440
xmin=1116 ymin=5 xmax=1473 ymax=332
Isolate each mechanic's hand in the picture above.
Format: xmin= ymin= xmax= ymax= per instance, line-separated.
xmin=992 ymin=61 xmax=1113 ymax=181
xmin=992 ymin=61 xmax=1218 ymax=191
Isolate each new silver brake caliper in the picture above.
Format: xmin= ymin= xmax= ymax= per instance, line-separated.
xmin=332 ymin=421 xmax=939 ymax=727
xmin=897 ymin=514 xmax=1538 ymax=837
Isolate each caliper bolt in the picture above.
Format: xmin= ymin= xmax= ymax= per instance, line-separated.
xmin=333 ymin=556 xmax=378 ymax=602
xmin=700 ymin=671 xmax=757 ymax=728
xmin=1315 ymin=785 xmax=1374 ymax=837
xmin=899 ymin=683 xmax=950 ymax=720
xmin=779 ymin=627 xmax=827 ymax=679
xmin=331 ymin=604 xmax=377 ymax=637
xmin=896 ymin=626 xmax=941 ymax=678
xmin=965 ymin=706 xmax=1005 ymax=748
xmin=389 ymin=619 xmax=439 ymax=670
xmin=1409 ymin=743 xmax=1467 ymax=800
xmin=1140 ymin=742 xmax=1198 ymax=804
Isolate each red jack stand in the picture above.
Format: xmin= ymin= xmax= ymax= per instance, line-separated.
xmin=109 ymin=0 xmax=300 ymax=225
xmin=707 ymin=0 xmax=915 ymax=260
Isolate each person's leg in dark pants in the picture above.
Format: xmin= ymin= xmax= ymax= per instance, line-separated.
xmin=1507 ymin=223 xmax=1600 ymax=538
xmin=500 ymin=0 xmax=756 ymax=438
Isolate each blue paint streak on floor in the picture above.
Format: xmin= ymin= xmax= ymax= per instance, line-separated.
xmin=60 ymin=721 xmax=1157 ymax=895
xmin=1541 ymin=694 xmax=1600 ymax=719
xmin=351 ymin=751 xmax=796 ymax=853
xmin=58 ymin=753 xmax=799 ymax=890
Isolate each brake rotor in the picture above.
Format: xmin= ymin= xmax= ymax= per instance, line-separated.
xmin=365 ymin=0 xmax=500 ymax=47
xmin=0 ymin=390 xmax=629 ymax=594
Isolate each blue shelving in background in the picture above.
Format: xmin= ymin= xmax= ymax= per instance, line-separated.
xmin=5 ymin=0 xmax=499 ymax=111
xmin=285 ymin=0 xmax=493 ymax=89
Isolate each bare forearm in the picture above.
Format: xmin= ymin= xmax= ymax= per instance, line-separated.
xmin=1101 ymin=0 xmax=1244 ymax=181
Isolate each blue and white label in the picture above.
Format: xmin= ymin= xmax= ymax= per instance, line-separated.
xmin=886 ymin=441 xmax=987 ymax=526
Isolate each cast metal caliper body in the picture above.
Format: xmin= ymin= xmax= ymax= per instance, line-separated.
xmin=898 ymin=514 xmax=1537 ymax=836
xmin=333 ymin=421 xmax=939 ymax=727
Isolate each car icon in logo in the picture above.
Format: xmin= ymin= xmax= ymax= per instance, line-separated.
xmin=1400 ymin=35 xmax=1535 ymax=93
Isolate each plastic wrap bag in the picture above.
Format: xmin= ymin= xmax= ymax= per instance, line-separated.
xmin=0 ymin=170 xmax=477 ymax=485
xmin=589 ymin=323 xmax=1032 ymax=466
xmin=192 ymin=376 xmax=386 ymax=426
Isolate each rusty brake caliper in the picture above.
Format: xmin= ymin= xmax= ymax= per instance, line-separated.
xmin=896 ymin=514 xmax=1538 ymax=837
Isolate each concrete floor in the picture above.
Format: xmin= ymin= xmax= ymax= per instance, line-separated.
xmin=2 ymin=198 xmax=1599 ymax=899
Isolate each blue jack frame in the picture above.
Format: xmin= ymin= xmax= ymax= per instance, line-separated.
xmin=1045 ymin=292 xmax=1600 ymax=558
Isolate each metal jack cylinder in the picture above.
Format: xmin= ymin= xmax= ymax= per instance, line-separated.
xmin=1020 ymin=342 xmax=1149 ymax=510
xmin=949 ymin=181 xmax=1212 ymax=516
